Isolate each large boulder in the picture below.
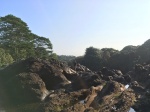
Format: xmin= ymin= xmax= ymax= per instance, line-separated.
xmin=0 ymin=58 xmax=71 ymax=110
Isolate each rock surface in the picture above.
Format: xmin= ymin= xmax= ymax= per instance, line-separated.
xmin=0 ymin=58 xmax=149 ymax=112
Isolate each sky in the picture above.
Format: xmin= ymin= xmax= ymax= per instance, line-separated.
xmin=1 ymin=0 xmax=150 ymax=56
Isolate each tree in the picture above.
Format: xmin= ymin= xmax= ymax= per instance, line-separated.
xmin=85 ymin=47 xmax=102 ymax=57
xmin=0 ymin=14 xmax=34 ymax=61
xmin=50 ymin=53 xmax=58 ymax=60
xmin=33 ymin=34 xmax=53 ymax=59
xmin=101 ymin=48 xmax=119 ymax=61
xmin=83 ymin=47 xmax=103 ymax=70
xmin=0 ymin=48 xmax=13 ymax=67
xmin=136 ymin=39 xmax=150 ymax=63
xmin=75 ymin=47 xmax=121 ymax=71
xmin=0 ymin=14 xmax=53 ymax=61
xmin=121 ymin=45 xmax=138 ymax=54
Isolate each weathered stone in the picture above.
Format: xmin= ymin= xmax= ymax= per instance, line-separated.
xmin=0 ymin=58 xmax=149 ymax=112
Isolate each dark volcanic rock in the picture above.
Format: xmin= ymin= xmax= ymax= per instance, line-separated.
xmin=71 ymin=72 xmax=104 ymax=90
xmin=1 ymin=57 xmax=149 ymax=112
xmin=126 ymin=63 xmax=150 ymax=112
xmin=90 ymin=81 xmax=136 ymax=112
xmin=0 ymin=58 xmax=72 ymax=111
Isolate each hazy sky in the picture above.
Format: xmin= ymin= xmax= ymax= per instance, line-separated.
xmin=1 ymin=0 xmax=150 ymax=56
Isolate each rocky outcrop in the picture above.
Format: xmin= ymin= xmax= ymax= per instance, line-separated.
xmin=0 ymin=58 xmax=72 ymax=108
xmin=0 ymin=58 xmax=149 ymax=112
xmin=90 ymin=81 xmax=135 ymax=112
xmin=126 ymin=63 xmax=150 ymax=112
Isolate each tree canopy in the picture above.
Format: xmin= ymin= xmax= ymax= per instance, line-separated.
xmin=0 ymin=48 xmax=13 ymax=67
xmin=121 ymin=45 xmax=138 ymax=54
xmin=33 ymin=34 xmax=53 ymax=59
xmin=0 ymin=14 xmax=53 ymax=61
xmin=82 ymin=47 xmax=103 ymax=70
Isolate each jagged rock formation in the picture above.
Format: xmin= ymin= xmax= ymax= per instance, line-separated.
xmin=0 ymin=58 xmax=149 ymax=112
xmin=127 ymin=63 xmax=150 ymax=112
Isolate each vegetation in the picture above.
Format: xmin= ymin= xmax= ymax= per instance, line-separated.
xmin=0 ymin=14 xmax=53 ymax=66
xmin=83 ymin=47 xmax=103 ymax=70
xmin=136 ymin=39 xmax=150 ymax=63
xmin=33 ymin=34 xmax=53 ymax=59
xmin=75 ymin=47 xmax=119 ymax=71
xmin=0 ymin=48 xmax=13 ymax=67
xmin=120 ymin=45 xmax=138 ymax=54
xmin=58 ymin=55 xmax=76 ymax=63
xmin=74 ymin=39 xmax=150 ymax=73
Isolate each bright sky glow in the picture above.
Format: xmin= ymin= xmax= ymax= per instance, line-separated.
xmin=1 ymin=0 xmax=150 ymax=56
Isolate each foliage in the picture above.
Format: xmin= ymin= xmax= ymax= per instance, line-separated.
xmin=75 ymin=56 xmax=84 ymax=63
xmin=58 ymin=55 xmax=76 ymax=62
xmin=107 ymin=45 xmax=139 ymax=73
xmin=33 ymin=34 xmax=53 ymax=59
xmin=49 ymin=53 xmax=58 ymax=60
xmin=74 ymin=45 xmax=142 ymax=72
xmin=136 ymin=39 xmax=150 ymax=63
xmin=82 ymin=47 xmax=103 ymax=70
xmin=75 ymin=39 xmax=150 ymax=73
xmin=75 ymin=47 xmax=119 ymax=71
xmin=121 ymin=45 xmax=138 ymax=54
xmin=0 ymin=14 xmax=34 ymax=61
xmin=0 ymin=48 xmax=13 ymax=67
xmin=101 ymin=48 xmax=119 ymax=65
xmin=0 ymin=14 xmax=53 ymax=61
xmin=108 ymin=52 xmax=138 ymax=73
